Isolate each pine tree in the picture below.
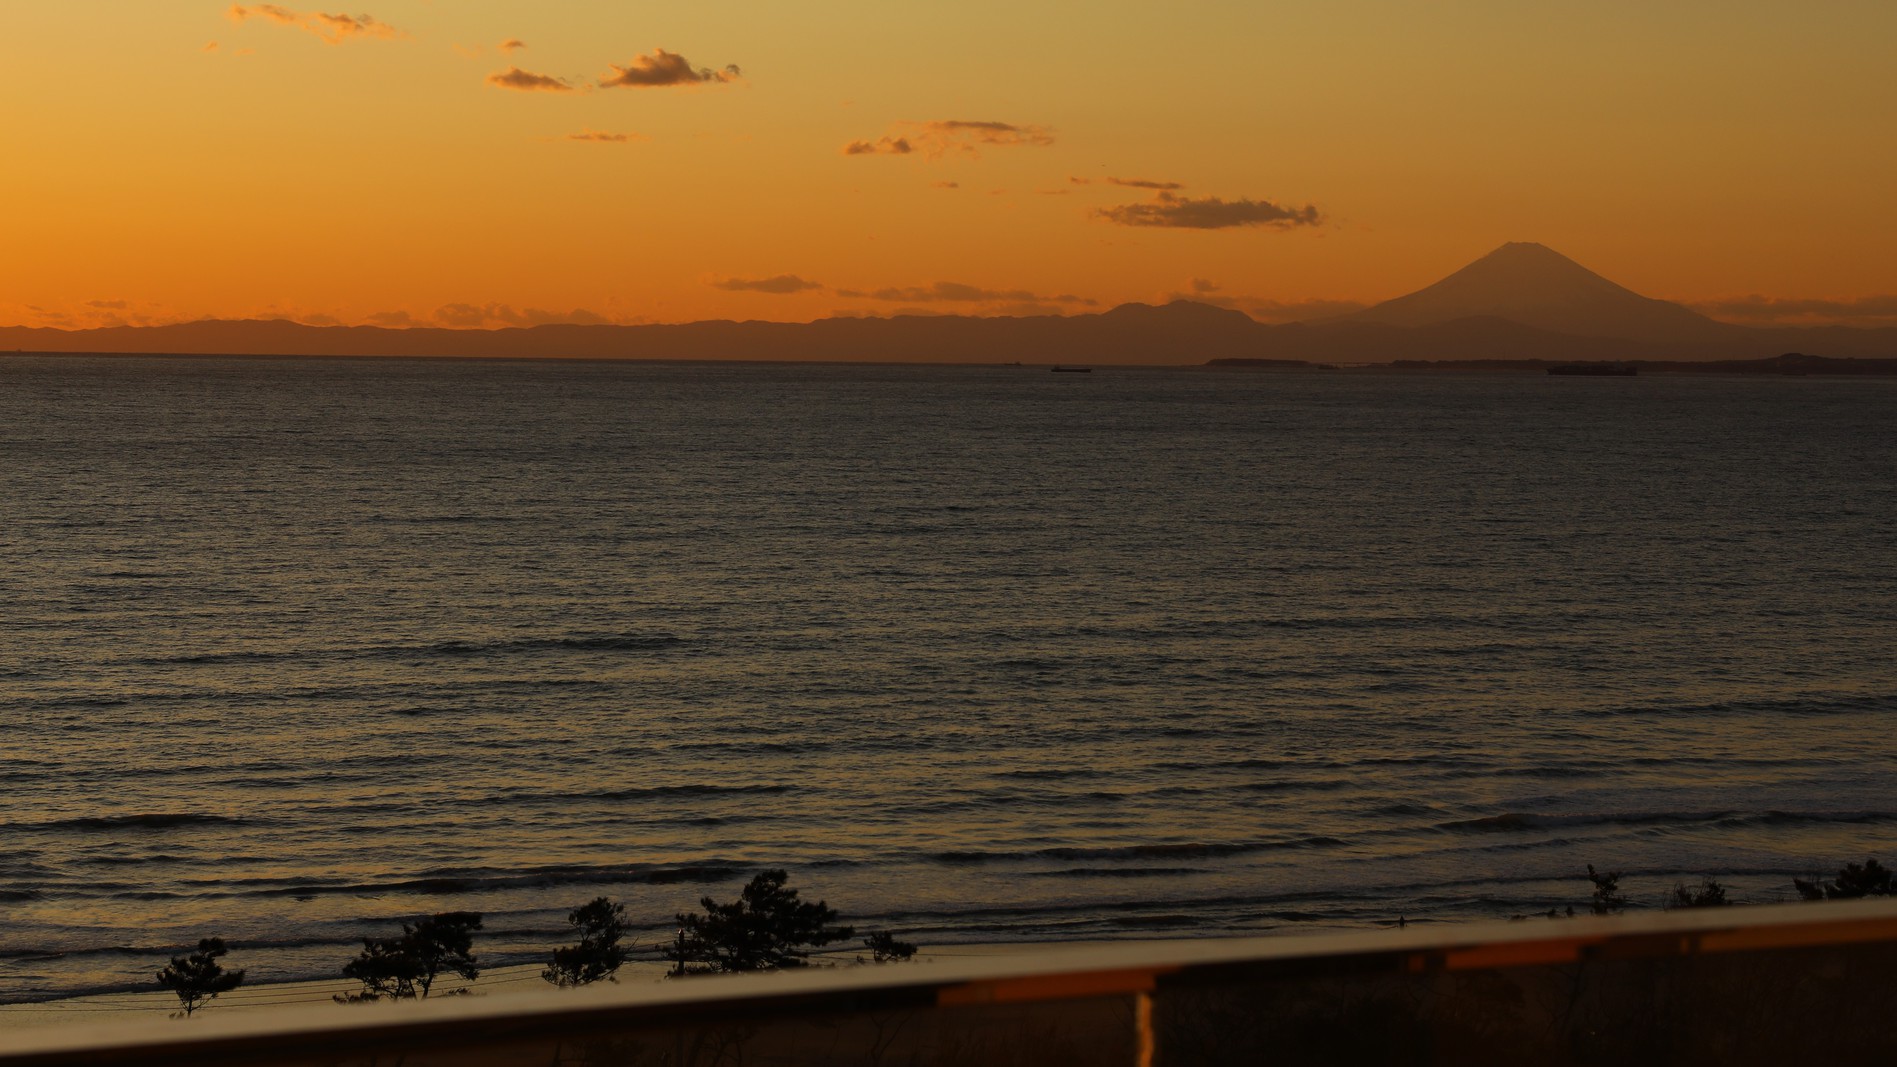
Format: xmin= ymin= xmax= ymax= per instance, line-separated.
xmin=338 ymin=912 xmax=482 ymax=1002
xmin=1667 ymin=879 xmax=1730 ymax=909
xmin=544 ymin=897 xmax=631 ymax=987
xmin=861 ymin=931 xmax=918 ymax=963
xmin=156 ymin=938 xmax=246 ymax=1018
xmin=1795 ymin=857 xmax=1892 ymax=901
xmin=1586 ymin=865 xmax=1627 ymax=915
xmin=662 ymin=870 xmax=854 ymax=976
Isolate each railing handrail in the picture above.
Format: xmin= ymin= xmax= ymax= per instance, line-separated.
xmin=6 ymin=898 xmax=1897 ymax=1065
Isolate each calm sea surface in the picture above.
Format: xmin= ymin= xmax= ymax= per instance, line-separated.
xmin=2 ymin=356 xmax=1894 ymax=1001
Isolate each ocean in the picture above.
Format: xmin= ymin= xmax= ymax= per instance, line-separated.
xmin=2 ymin=355 xmax=1893 ymax=1003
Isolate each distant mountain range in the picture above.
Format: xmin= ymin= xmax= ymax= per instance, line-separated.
xmin=0 ymin=302 xmax=1270 ymax=365
xmin=5 ymin=243 xmax=1894 ymax=365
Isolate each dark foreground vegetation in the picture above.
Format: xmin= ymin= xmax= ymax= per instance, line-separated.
xmin=154 ymin=937 xmax=244 ymax=1017
xmin=660 ymin=869 xmax=857 ymax=977
xmin=335 ymin=911 xmax=483 ymax=1002
xmin=149 ymin=859 xmax=1888 ymax=1017
xmin=544 ymin=897 xmax=633 ymax=988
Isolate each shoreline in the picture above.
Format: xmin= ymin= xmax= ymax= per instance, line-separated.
xmin=0 ymin=879 xmax=1842 ymax=1016
xmin=10 ymin=349 xmax=1897 ymax=375
xmin=0 ymin=940 xmax=1179 ymax=1033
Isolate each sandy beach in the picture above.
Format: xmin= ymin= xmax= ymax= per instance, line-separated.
xmin=0 ymin=941 xmax=1138 ymax=1035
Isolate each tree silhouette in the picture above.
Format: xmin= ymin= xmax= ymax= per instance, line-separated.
xmin=1586 ymin=865 xmax=1627 ymax=915
xmin=1831 ymin=858 xmax=1892 ymax=898
xmin=661 ymin=870 xmax=854 ymax=976
xmin=544 ymin=897 xmax=631 ymax=987
xmin=336 ymin=937 xmax=421 ymax=1003
xmin=1795 ymin=858 xmax=1892 ymax=901
xmin=156 ymin=937 xmax=245 ymax=1017
xmin=338 ymin=912 xmax=482 ymax=1002
xmin=1667 ymin=879 xmax=1730 ymax=909
xmin=861 ymin=931 xmax=918 ymax=963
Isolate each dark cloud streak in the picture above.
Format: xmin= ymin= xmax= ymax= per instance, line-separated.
xmin=711 ymin=275 xmax=825 ymax=294
xmin=487 ymin=66 xmax=573 ymax=92
xmin=1161 ymin=290 xmax=1369 ymax=323
xmin=1096 ymin=191 xmax=1323 ymax=230
xmin=433 ymin=303 xmax=612 ymax=328
xmin=226 ymin=5 xmax=400 ymax=44
xmin=923 ymin=120 xmax=1054 ymax=147
xmin=1690 ymin=294 xmax=1897 ymax=326
xmin=1071 ymin=176 xmax=1186 ymax=190
xmin=842 ymin=119 xmax=1053 ymax=159
xmin=834 ymin=281 xmax=1095 ymax=306
xmin=844 ymin=137 xmax=912 ymax=156
xmin=600 ymin=49 xmax=740 ymax=88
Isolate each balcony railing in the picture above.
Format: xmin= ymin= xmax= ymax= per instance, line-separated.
xmin=5 ymin=898 xmax=1895 ymax=1065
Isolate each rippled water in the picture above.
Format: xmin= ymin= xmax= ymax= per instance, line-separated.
xmin=2 ymin=356 xmax=1894 ymax=1001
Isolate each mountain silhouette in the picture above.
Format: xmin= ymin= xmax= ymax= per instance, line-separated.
xmin=1342 ymin=242 xmax=1729 ymax=343
xmin=0 ymin=301 xmax=1285 ymax=366
xmin=4 ymin=245 xmax=1893 ymax=364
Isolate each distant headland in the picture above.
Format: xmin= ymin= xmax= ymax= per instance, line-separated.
xmin=1209 ymin=352 xmax=1897 ymax=375
xmin=6 ymin=244 xmax=1894 ymax=367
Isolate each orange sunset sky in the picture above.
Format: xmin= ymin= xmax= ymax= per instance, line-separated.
xmin=5 ymin=1 xmax=1896 ymax=331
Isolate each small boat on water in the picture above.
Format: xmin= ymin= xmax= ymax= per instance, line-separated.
xmin=1051 ymin=365 xmax=1093 ymax=373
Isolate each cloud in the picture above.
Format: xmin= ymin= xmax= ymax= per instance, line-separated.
xmin=227 ymin=4 xmax=298 ymax=26
xmin=600 ymin=49 xmax=740 ymax=88
xmin=12 ymin=299 xmax=174 ymax=329
xmin=204 ymin=41 xmax=220 ymax=52
xmin=19 ymin=305 xmax=75 ymax=327
xmin=1242 ymin=297 xmax=1368 ymax=322
xmin=1688 ymin=294 xmax=1897 ymax=327
xmin=311 ymin=13 xmax=396 ymax=42
xmin=1070 ymin=176 xmax=1186 ymax=190
xmin=923 ymin=120 xmax=1053 ymax=147
xmin=1160 ymin=287 xmax=1369 ymax=323
xmin=843 ymin=119 xmax=1054 ymax=160
xmin=834 ymin=281 xmax=1096 ymax=307
xmin=702 ymin=275 xmax=1086 ymax=304
xmin=433 ymin=303 xmax=490 ymax=328
xmin=226 ymin=5 xmax=400 ymax=44
xmin=433 ymin=303 xmax=614 ymax=328
xmin=566 ymin=130 xmax=639 ymax=143
xmin=1096 ymin=191 xmax=1322 ymax=230
xmin=487 ymin=66 xmax=573 ymax=92
xmin=932 ymin=181 xmax=960 ymax=190
xmin=500 ymin=39 xmax=527 ymax=53
xmin=366 ymin=310 xmax=420 ymax=328
xmin=710 ymin=274 xmax=825 ymax=294
xmin=843 ymin=136 xmax=912 ymax=156
xmin=986 ymin=302 xmax=1073 ymax=317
